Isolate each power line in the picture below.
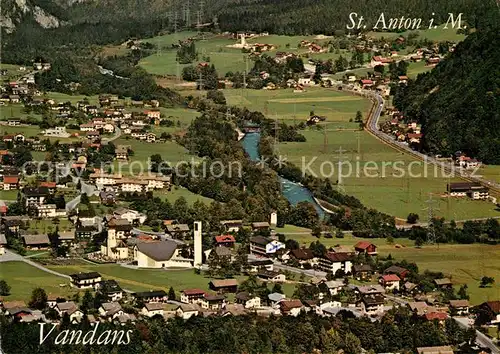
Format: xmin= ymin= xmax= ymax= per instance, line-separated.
xmin=422 ymin=193 xmax=440 ymax=245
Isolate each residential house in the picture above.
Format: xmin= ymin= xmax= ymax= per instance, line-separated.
xmin=214 ymin=234 xmax=236 ymax=248
xmin=318 ymin=252 xmax=352 ymax=275
xmin=252 ymin=221 xmax=270 ymax=231
xmin=70 ymin=272 xmax=102 ymax=289
xmin=379 ymin=274 xmax=400 ymax=291
xmin=98 ymin=302 xmax=124 ymax=319
xmin=247 ymin=259 xmax=274 ymax=272
xmin=97 ymin=280 xmax=123 ymax=301
xmin=360 ymin=293 xmax=385 ymax=316
xmin=115 ymin=145 xmax=129 ymax=160
xmin=209 ymin=279 xmax=238 ymax=294
xmin=22 ymin=234 xmax=50 ymax=249
xmin=23 ymin=187 xmax=49 ymax=206
xmin=56 ymin=302 xmax=83 ymax=322
xmin=141 ymin=303 xmax=164 ymax=317
xmin=279 ymin=300 xmax=304 ymax=316
xmin=416 ymin=346 xmax=453 ymax=354
xmin=268 ymin=292 xmax=285 ymax=308
xmin=220 ymin=220 xmax=243 ymax=232
xmin=249 ymin=236 xmax=285 ymax=257
xmin=180 ymin=289 xmax=207 ymax=304
xmin=289 ymin=248 xmax=316 ymax=267
xmin=257 ymin=270 xmax=286 ymax=283
xmin=2 ymin=176 xmax=19 ymax=190
xmin=449 ymin=300 xmax=469 ymax=315
xmin=134 ymin=240 xmax=192 ymax=268
xmin=235 ymin=292 xmax=261 ymax=309
xmin=352 ymin=264 xmax=373 ymax=281
xmin=176 ymin=304 xmax=199 ymax=320
xmin=384 ymin=265 xmax=409 ymax=279
xmin=477 ymin=301 xmax=500 ymax=324
xmin=434 ymin=278 xmax=453 ymax=289
xmin=165 ymin=224 xmax=190 ymax=239
xmin=200 ymin=295 xmax=225 ymax=310
xmin=354 ymin=241 xmax=377 ymax=255
xmin=75 ymin=225 xmax=97 ymax=238
xmin=113 ymin=208 xmax=147 ymax=225
xmin=132 ymin=290 xmax=168 ymax=303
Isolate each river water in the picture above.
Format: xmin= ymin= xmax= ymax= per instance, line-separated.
xmin=241 ymin=132 xmax=325 ymax=217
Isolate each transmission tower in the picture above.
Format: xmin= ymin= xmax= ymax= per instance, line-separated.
xmin=422 ymin=193 xmax=440 ymax=244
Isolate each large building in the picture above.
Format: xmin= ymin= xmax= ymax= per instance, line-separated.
xmin=134 ymin=240 xmax=192 ymax=268
xmin=317 ymin=252 xmax=353 ymax=275
xmin=100 ymin=218 xmax=133 ymax=260
xmin=447 ymin=182 xmax=489 ymax=200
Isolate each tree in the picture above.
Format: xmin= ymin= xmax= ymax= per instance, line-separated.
xmin=271 ymin=283 xmax=283 ymax=294
xmin=0 ymin=280 xmax=11 ymax=296
xmin=480 ymin=276 xmax=495 ymax=288
xmin=206 ymin=90 xmax=226 ymax=105
xmin=28 ymin=287 xmax=48 ymax=310
xmin=354 ymin=111 xmax=363 ymax=123
xmin=81 ymin=290 xmax=94 ymax=313
xmin=80 ymin=193 xmax=90 ymax=205
xmin=457 ymin=284 xmax=469 ymax=300
xmin=407 ymin=213 xmax=419 ymax=224
xmin=335 ymin=229 xmax=344 ymax=238
xmin=311 ymin=224 xmax=322 ymax=238
xmin=168 ymin=286 xmax=176 ymax=301
xmin=415 ymin=237 xmax=424 ymax=248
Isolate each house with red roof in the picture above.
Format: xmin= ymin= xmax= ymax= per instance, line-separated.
xmin=424 ymin=311 xmax=448 ymax=324
xmin=279 ymin=299 xmax=304 ymax=316
xmin=379 ymin=274 xmax=400 ymax=291
xmin=354 ymin=241 xmax=377 ymax=255
xmin=214 ymin=234 xmax=236 ymax=248
xmin=360 ymin=79 xmax=374 ymax=88
xmin=2 ymin=176 xmax=19 ymax=190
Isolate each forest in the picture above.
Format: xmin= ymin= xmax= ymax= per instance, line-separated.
xmin=393 ymin=24 xmax=500 ymax=164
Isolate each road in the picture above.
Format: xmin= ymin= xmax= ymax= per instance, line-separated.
xmin=66 ymin=176 xmax=98 ymax=212
xmin=356 ymin=88 xmax=500 ymax=196
xmin=455 ymin=317 xmax=500 ymax=354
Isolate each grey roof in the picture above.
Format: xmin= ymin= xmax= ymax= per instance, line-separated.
xmin=59 ymin=232 xmax=75 ymax=240
xmin=144 ymin=303 xmax=164 ymax=311
xmin=0 ymin=233 xmax=6 ymax=245
xmin=136 ymin=240 xmax=178 ymax=261
xmin=22 ymin=234 xmax=50 ymax=245
xmin=268 ymin=292 xmax=285 ymax=302
xmin=56 ymin=301 xmax=78 ymax=315
xmin=166 ymin=224 xmax=190 ymax=233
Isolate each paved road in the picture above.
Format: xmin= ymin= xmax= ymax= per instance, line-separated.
xmin=102 ymin=126 xmax=122 ymax=144
xmin=357 ymin=88 xmax=500 ymax=195
xmin=66 ymin=176 xmax=98 ymax=212
xmin=455 ymin=317 xmax=500 ymax=354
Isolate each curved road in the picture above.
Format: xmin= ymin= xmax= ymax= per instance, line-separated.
xmin=356 ymin=89 xmax=500 ymax=195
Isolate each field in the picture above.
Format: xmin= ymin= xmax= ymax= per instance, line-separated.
xmin=139 ymin=32 xmax=350 ymax=77
xmin=275 ymin=128 xmax=500 ymax=219
xmin=153 ymin=186 xmax=214 ymax=205
xmin=284 ymin=232 xmax=500 ymax=305
xmin=224 ymin=87 xmax=371 ymax=128
xmin=479 ymin=165 xmax=500 ymax=184
xmin=0 ymin=261 xmax=79 ymax=302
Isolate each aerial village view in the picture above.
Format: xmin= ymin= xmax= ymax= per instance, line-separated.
xmin=0 ymin=0 xmax=499 ymax=353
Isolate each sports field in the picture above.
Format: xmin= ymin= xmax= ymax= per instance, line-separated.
xmin=224 ymin=87 xmax=371 ymax=128
xmin=276 ymin=128 xmax=500 ymax=219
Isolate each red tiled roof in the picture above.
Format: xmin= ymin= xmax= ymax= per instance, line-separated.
xmin=361 ymin=80 xmax=373 ymax=84
xmin=215 ymin=235 xmax=236 ymax=243
xmin=425 ymin=312 xmax=448 ymax=321
xmin=280 ymin=299 xmax=303 ymax=311
xmin=3 ymin=176 xmax=19 ymax=184
xmin=355 ymin=241 xmax=375 ymax=250
xmin=39 ymin=182 xmax=56 ymax=188
xmin=408 ymin=133 xmax=422 ymax=139
xmin=325 ymin=252 xmax=351 ymax=262
xmin=484 ymin=301 xmax=500 ymax=313
xmin=0 ymin=150 xmax=9 ymax=155
xmin=381 ymin=274 xmax=400 ymax=282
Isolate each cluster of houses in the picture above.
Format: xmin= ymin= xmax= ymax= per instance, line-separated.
xmin=382 ymin=107 xmax=424 ymax=145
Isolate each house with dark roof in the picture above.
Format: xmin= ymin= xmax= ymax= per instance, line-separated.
xmin=318 ymin=252 xmax=353 ymax=275
xmin=22 ymin=234 xmax=50 ymax=249
xmin=449 ymin=300 xmax=469 ymax=315
xmin=97 ymin=280 xmax=123 ymax=302
xmin=200 ymin=295 xmax=225 ymax=310
xmin=132 ymin=290 xmax=168 ymax=303
xmin=209 ymin=279 xmax=238 ymax=294
xmin=384 ymin=265 xmax=409 ymax=279
xmin=235 ymin=292 xmax=261 ymax=308
xmin=289 ymin=248 xmax=315 ymax=265
xmin=134 ymin=240 xmax=192 ymax=269
xmin=165 ymin=224 xmax=190 ymax=238
xmin=279 ymin=299 xmax=304 ymax=316
xmin=247 ymin=259 xmax=274 ymax=272
xmin=249 ymin=236 xmax=285 ymax=258
xmin=257 ymin=270 xmax=286 ymax=283
xmin=434 ymin=278 xmax=452 ymax=289
xmin=70 ymin=272 xmax=102 ymax=289
xmin=180 ymin=289 xmax=207 ymax=304
xmin=476 ymin=301 xmax=500 ymax=325
xmin=22 ymin=187 xmax=49 ymax=206
xmin=359 ymin=293 xmax=385 ymax=316
xmin=352 ymin=264 xmax=373 ymax=281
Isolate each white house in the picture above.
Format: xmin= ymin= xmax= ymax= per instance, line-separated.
xmin=176 ymin=304 xmax=199 ymax=320
xmin=141 ymin=303 xmax=164 ymax=317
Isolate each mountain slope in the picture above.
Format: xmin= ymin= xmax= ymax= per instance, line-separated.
xmin=394 ymin=24 xmax=500 ymax=164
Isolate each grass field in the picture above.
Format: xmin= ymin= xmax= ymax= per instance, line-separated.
xmin=153 ymin=186 xmax=214 ymax=205
xmin=224 ymin=87 xmax=371 ymax=127
xmin=284 ymin=232 xmax=500 ymax=305
xmin=0 ymin=189 xmax=18 ymax=201
xmin=479 ymin=165 xmax=500 ymax=184
xmin=0 ymin=261 xmax=78 ymax=302
xmin=139 ymin=32 xmax=350 ymax=77
xmin=275 ymin=128 xmax=500 ymax=219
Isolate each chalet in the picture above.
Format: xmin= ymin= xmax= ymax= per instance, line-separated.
xmin=318 ymin=252 xmax=352 ymax=275
xmin=434 ymin=278 xmax=452 ymax=289
xmin=132 ymin=290 xmax=168 ymax=303
xmin=220 ymin=220 xmax=243 ymax=232
xmin=360 ymin=293 xmax=385 ymax=316
xmin=214 ymin=234 xmax=236 ymax=248
xmin=200 ymin=295 xmax=225 ymax=310
xmin=354 ymin=241 xmax=377 ymax=255
xmin=22 ymin=234 xmax=50 ymax=249
xmin=257 ymin=270 xmax=286 ymax=283
xmin=97 ymin=280 xmax=123 ymax=302
xmin=252 ymin=221 xmax=270 ymax=230
xmin=141 ymin=303 xmax=164 ymax=317
xmin=99 ymin=190 xmax=116 ymax=205
xmin=449 ymin=300 xmax=469 ymax=315
xmin=360 ymin=79 xmax=374 ymax=88
xmin=417 ymin=346 xmax=453 ymax=354
xmin=426 ymin=57 xmax=441 ymax=66
xmin=398 ymin=75 xmax=409 ymax=84
xmin=39 ymin=181 xmax=56 ymax=193
xmin=379 ymin=274 xmax=400 ymax=291
xmin=384 ymin=265 xmax=409 ymax=279
xmin=402 ymin=281 xmax=419 ymax=295
xmin=209 ymin=279 xmax=238 ymax=294
xmin=113 ymin=208 xmax=146 ymax=225
xmin=235 ymin=292 xmax=261 ymax=308
xmin=289 ymin=248 xmax=315 ymax=266
xmin=279 ymin=299 xmax=304 ymax=316
xmin=23 ymin=187 xmax=49 ymax=206
xmin=371 ymin=56 xmax=393 ymax=67
xmin=75 ymin=225 xmax=97 ymax=238
xmin=145 ymin=110 xmax=161 ymax=119
xmin=180 ymin=289 xmax=207 ymax=304
xmin=80 ymin=123 xmax=95 ymax=132
xmin=70 ymin=272 xmax=102 ymax=289
xmin=9 ymin=95 xmax=20 ymax=103
xmin=424 ymin=311 xmax=448 ymax=324
xmin=165 ymin=224 xmax=190 ymax=238
xmin=477 ymin=301 xmax=500 ymax=324
xmin=320 ymin=280 xmax=344 ymax=296
xmin=352 ymin=264 xmax=373 ymax=281
xmin=86 ymin=131 xmax=100 ymax=140
xmin=407 ymin=133 xmax=423 ymax=144
xmin=59 ymin=232 xmax=76 ymax=245
xmin=55 ymin=302 xmax=83 ymax=322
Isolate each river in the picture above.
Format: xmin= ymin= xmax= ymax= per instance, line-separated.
xmin=241 ymin=132 xmax=325 ymax=218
